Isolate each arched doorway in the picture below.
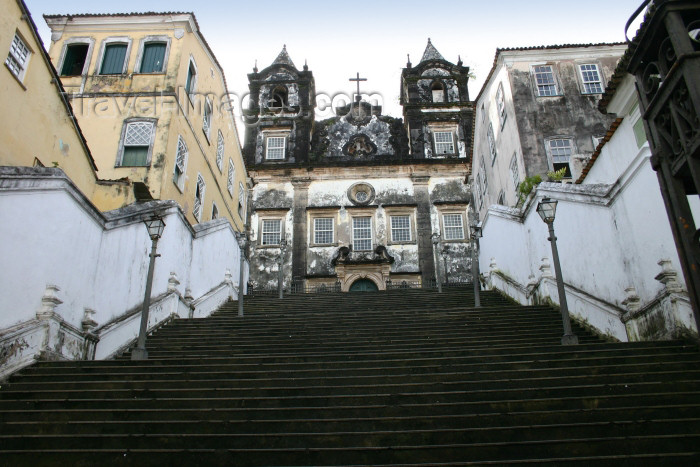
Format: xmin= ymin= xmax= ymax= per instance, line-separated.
xmin=349 ymin=278 xmax=379 ymax=292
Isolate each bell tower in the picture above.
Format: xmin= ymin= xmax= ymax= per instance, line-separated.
xmin=401 ymin=39 xmax=473 ymax=160
xmin=243 ymin=46 xmax=315 ymax=166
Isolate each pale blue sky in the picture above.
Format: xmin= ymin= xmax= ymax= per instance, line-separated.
xmin=25 ymin=0 xmax=645 ymax=117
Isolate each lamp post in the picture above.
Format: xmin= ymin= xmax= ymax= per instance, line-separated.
xmin=470 ymin=222 xmax=482 ymax=308
xmin=536 ymin=198 xmax=578 ymax=345
xmin=431 ymin=233 xmax=442 ymax=293
xmin=132 ymin=215 xmax=166 ymax=361
xmin=277 ymin=239 xmax=287 ymax=299
xmin=441 ymin=245 xmax=450 ymax=286
xmin=236 ymin=230 xmax=247 ymax=317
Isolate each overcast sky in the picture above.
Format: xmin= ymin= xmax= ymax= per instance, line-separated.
xmin=25 ymin=0 xmax=646 ymax=119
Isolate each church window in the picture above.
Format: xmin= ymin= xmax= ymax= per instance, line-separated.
xmin=185 ymin=58 xmax=197 ymax=102
xmin=390 ymin=215 xmax=411 ymax=243
xmin=118 ymin=119 xmax=155 ymax=167
xmin=532 ymin=65 xmax=558 ymax=96
xmin=216 ymin=131 xmax=224 ymax=172
xmin=6 ymin=32 xmax=31 ymax=82
xmin=579 ymin=64 xmax=603 ymax=94
xmin=496 ymin=83 xmax=506 ymax=128
xmin=138 ymin=39 xmax=168 ymax=73
xmin=203 ymin=97 xmax=213 ymax=141
xmin=266 ymin=136 xmax=286 ymax=160
xmin=442 ymin=214 xmax=464 ymax=240
xmin=193 ymin=174 xmax=206 ymax=222
xmin=261 ymin=219 xmax=282 ymax=245
xmin=227 ymin=158 xmax=235 ymax=196
xmin=99 ymin=41 xmax=129 ymax=75
xmin=173 ymin=135 xmax=188 ymax=191
xmin=60 ymin=42 xmax=89 ymax=76
xmin=270 ymin=86 xmax=288 ymax=108
xmin=510 ymin=153 xmax=520 ymax=191
xmin=480 ymin=156 xmax=488 ymax=193
xmin=313 ymin=218 xmax=334 ymax=245
xmin=487 ymin=123 xmax=497 ymax=162
xmin=352 ymin=217 xmax=372 ymax=251
xmin=434 ymin=131 xmax=455 ymax=155
xmin=431 ymin=81 xmax=445 ymax=103
xmin=546 ymin=137 xmax=574 ymax=178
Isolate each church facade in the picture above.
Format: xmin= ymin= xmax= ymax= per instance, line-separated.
xmin=244 ymin=41 xmax=474 ymax=292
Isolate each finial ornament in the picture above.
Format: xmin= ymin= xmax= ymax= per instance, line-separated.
xmin=253 ymin=59 xmax=258 ymax=73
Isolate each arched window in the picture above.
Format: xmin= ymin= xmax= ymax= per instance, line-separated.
xmin=431 ymin=81 xmax=445 ymax=103
xmin=270 ymin=86 xmax=288 ymax=108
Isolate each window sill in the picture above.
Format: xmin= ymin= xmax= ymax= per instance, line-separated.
xmin=173 ymin=180 xmax=185 ymax=193
xmin=388 ymin=241 xmax=416 ymax=246
xmin=132 ymin=72 xmax=166 ymax=76
xmin=257 ymin=244 xmax=286 ymax=249
xmin=310 ymin=242 xmax=338 ymax=248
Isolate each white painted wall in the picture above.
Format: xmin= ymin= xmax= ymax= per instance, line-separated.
xmin=0 ymin=168 xmax=248 ymax=374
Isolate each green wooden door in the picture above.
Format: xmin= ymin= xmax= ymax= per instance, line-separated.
xmin=349 ymin=279 xmax=379 ymax=292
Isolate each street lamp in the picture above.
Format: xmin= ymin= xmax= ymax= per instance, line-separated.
xmin=441 ymin=245 xmax=450 ymax=286
xmin=536 ymin=198 xmax=578 ymax=345
xmin=236 ymin=230 xmax=248 ymax=317
xmin=277 ymin=239 xmax=288 ymax=299
xmin=132 ymin=215 xmax=166 ymax=360
xmin=470 ymin=221 xmax=482 ymax=308
xmin=431 ymin=233 xmax=442 ymax=293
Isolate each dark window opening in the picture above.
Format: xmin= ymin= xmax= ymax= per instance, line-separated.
xmin=61 ymin=44 xmax=89 ymax=76
xmin=270 ymin=86 xmax=288 ymax=108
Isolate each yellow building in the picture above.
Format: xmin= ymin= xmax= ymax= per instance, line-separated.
xmin=44 ymin=12 xmax=247 ymax=228
xmin=1 ymin=0 xmax=101 ymax=199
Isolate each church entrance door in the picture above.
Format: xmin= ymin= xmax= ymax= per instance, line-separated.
xmin=349 ymin=279 xmax=379 ymax=292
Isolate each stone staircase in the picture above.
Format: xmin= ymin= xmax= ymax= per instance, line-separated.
xmin=1 ymin=288 xmax=699 ymax=465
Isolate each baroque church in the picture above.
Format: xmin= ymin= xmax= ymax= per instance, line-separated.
xmin=244 ymin=41 xmax=475 ymax=292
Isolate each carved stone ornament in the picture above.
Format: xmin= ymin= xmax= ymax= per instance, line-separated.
xmin=347 ymin=182 xmax=375 ymax=205
xmin=343 ymin=134 xmax=377 ymax=157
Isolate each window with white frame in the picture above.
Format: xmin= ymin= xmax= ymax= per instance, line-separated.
xmin=216 ymin=131 xmax=224 ymax=172
xmin=6 ymin=33 xmax=31 ymax=82
xmin=579 ymin=64 xmax=603 ymax=94
xmin=238 ymin=182 xmax=246 ymax=218
xmin=442 ymin=213 xmax=464 ymax=240
xmin=203 ymin=98 xmax=212 ymax=140
xmin=193 ymin=174 xmax=206 ymax=222
xmin=480 ymin=156 xmax=488 ymax=192
xmin=227 ymin=158 xmax=235 ymax=195
xmin=510 ymin=153 xmax=520 ymax=191
xmin=261 ymin=219 xmax=282 ymax=245
xmin=496 ymin=83 xmax=506 ymax=128
xmin=390 ymin=215 xmax=411 ymax=242
xmin=487 ymin=123 xmax=497 ymax=162
xmin=547 ymin=138 xmax=574 ymax=177
xmin=265 ymin=136 xmax=286 ymax=160
xmin=352 ymin=217 xmax=372 ymax=251
xmin=313 ymin=218 xmax=334 ymax=244
xmin=60 ymin=42 xmax=90 ymax=76
xmin=138 ymin=38 xmax=168 ymax=73
xmin=173 ymin=136 xmax=188 ymax=191
xmin=118 ymin=120 xmax=155 ymax=166
xmin=533 ymin=65 xmax=558 ymax=96
xmin=434 ymin=131 xmax=455 ymax=155
xmin=99 ymin=41 xmax=129 ymax=75
xmin=474 ymin=184 xmax=483 ymax=211
xmin=185 ymin=59 xmax=197 ymax=101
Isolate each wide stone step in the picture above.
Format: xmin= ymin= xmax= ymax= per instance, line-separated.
xmin=1 ymin=434 xmax=699 ymax=466
xmin=5 ymin=404 xmax=700 ymax=433
xmin=14 ymin=357 xmax=699 ymax=384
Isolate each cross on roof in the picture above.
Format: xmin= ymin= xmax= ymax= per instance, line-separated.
xmin=349 ymin=72 xmax=367 ymax=102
